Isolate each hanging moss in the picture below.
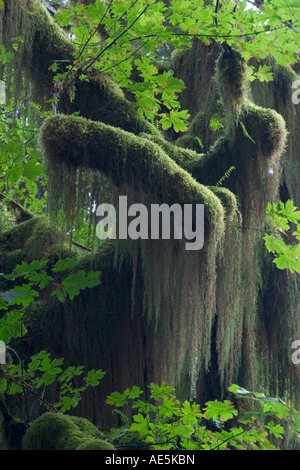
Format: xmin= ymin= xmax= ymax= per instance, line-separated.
xmin=0 ymin=0 xmax=74 ymax=105
xmin=215 ymin=49 xmax=249 ymax=129
xmin=0 ymin=217 xmax=77 ymax=273
xmin=250 ymin=58 xmax=300 ymax=207
xmin=171 ymin=40 xmax=221 ymax=121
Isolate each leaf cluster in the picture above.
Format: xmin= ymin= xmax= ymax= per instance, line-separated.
xmin=106 ymin=382 xmax=300 ymax=450
xmin=0 ymin=257 xmax=103 ymax=417
xmin=264 ymin=200 xmax=300 ymax=273
xmin=52 ymin=0 xmax=300 ymax=132
xmin=0 ymin=349 xmax=105 ymax=413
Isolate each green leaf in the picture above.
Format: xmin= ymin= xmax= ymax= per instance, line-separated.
xmin=106 ymin=391 xmax=128 ymax=407
xmin=149 ymin=382 xmax=176 ymax=400
xmin=159 ymin=108 xmax=190 ymax=132
xmin=52 ymin=258 xmax=80 ymax=272
xmin=54 ymin=9 xmax=71 ymax=27
xmin=204 ymin=400 xmax=238 ymax=422
xmin=8 ymin=285 xmax=39 ymax=307
xmin=127 ymin=385 xmax=144 ymax=399
xmin=0 ymin=298 xmax=8 ymax=311
xmin=266 ymin=421 xmax=285 ymax=438
xmin=239 ymin=121 xmax=255 ymax=143
xmin=255 ymin=64 xmax=273 ymax=82
xmin=84 ymin=368 xmax=105 ymax=387
xmin=58 ymin=365 xmax=85 ymax=383
xmin=0 ymin=311 xmax=27 ymax=343
xmin=62 ymin=270 xmax=100 ymax=300
xmin=131 ymin=414 xmax=150 ymax=436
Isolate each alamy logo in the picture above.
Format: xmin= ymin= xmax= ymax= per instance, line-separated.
xmin=0 ymin=340 xmax=6 ymax=364
xmin=291 ymin=340 xmax=300 ymax=365
xmin=292 ymin=79 xmax=300 ymax=105
xmin=96 ymin=196 xmax=204 ymax=251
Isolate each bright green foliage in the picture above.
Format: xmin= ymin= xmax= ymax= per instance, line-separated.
xmin=52 ymin=0 xmax=300 ymax=131
xmin=264 ymin=200 xmax=300 ymax=273
xmin=106 ymin=382 xmax=300 ymax=450
xmin=0 ymin=348 xmax=105 ymax=412
xmin=0 ymin=102 xmax=47 ymax=223
xmin=2 ymin=256 xmax=101 ymax=305
xmin=203 ymin=400 xmax=238 ymax=422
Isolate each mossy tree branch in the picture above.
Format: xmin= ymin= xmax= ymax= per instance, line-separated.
xmin=40 ymin=113 xmax=225 ymax=239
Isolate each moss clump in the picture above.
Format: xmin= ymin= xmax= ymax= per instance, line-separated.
xmin=22 ymin=412 xmax=111 ymax=450
xmin=0 ymin=249 xmax=26 ymax=274
xmin=176 ymin=134 xmax=204 ymax=153
xmin=68 ymin=415 xmax=105 ymax=439
xmin=0 ymin=217 xmax=77 ymax=273
xmin=76 ymin=439 xmax=115 ymax=450
xmin=216 ymin=49 xmax=249 ymax=115
xmin=215 ymin=49 xmax=249 ymax=140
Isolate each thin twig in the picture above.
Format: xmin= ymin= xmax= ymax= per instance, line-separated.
xmin=59 ymin=4 xmax=150 ymax=101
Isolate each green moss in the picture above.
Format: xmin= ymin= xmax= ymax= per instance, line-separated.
xmin=240 ymin=104 xmax=287 ymax=158
xmin=22 ymin=412 xmax=108 ymax=450
xmin=68 ymin=416 xmax=104 ymax=439
xmin=176 ymin=111 xmax=225 ymax=154
xmin=0 ymin=217 xmax=76 ymax=273
xmin=76 ymin=439 xmax=115 ymax=450
xmin=171 ymin=49 xmax=186 ymax=70
xmin=40 ymin=113 xmax=225 ymax=240
xmin=71 ymin=67 xmax=202 ymax=173
xmin=208 ymin=186 xmax=237 ymax=223
xmin=0 ymin=249 xmax=26 ymax=274
xmin=216 ymin=49 xmax=249 ymax=114
xmin=215 ymin=49 xmax=249 ymax=140
xmin=176 ymin=134 xmax=204 ymax=153
xmin=72 ymin=69 xmax=147 ymax=134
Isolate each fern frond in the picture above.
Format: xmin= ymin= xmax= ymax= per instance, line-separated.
xmin=216 ymin=166 xmax=236 ymax=187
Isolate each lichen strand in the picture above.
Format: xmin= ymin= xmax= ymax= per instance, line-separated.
xmin=187 ymin=103 xmax=286 ymax=227
xmin=215 ymin=49 xmax=249 ymax=127
xmin=250 ymin=58 xmax=300 ymax=206
xmin=0 ymin=0 xmax=74 ymax=105
xmin=171 ymin=40 xmax=221 ymax=122
xmin=173 ymin=48 xmax=297 ymax=407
